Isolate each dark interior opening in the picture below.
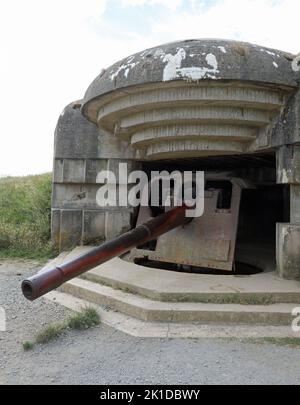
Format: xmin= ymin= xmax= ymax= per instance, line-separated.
xmin=206 ymin=180 xmax=232 ymax=209
xmin=134 ymin=258 xmax=263 ymax=275
xmin=235 ymin=183 xmax=289 ymax=272
xmin=136 ymin=152 xmax=288 ymax=275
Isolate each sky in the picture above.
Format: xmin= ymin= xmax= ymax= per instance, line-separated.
xmin=0 ymin=0 xmax=299 ymax=176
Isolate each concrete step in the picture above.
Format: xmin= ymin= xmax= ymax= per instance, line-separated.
xmin=59 ymin=278 xmax=298 ymax=325
xmin=46 ymin=290 xmax=300 ymax=338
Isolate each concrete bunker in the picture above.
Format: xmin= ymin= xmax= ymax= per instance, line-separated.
xmin=51 ymin=39 xmax=300 ymax=280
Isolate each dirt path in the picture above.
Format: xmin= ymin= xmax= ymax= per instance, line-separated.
xmin=1 ymin=259 xmax=300 ymax=385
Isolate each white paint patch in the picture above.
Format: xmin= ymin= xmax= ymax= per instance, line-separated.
xmin=161 ymin=48 xmax=187 ymax=81
xmin=162 ymin=49 xmax=220 ymax=81
xmin=218 ymin=46 xmax=227 ymax=54
xmin=260 ymin=48 xmax=275 ymax=56
xmin=260 ymin=48 xmax=280 ymax=58
xmin=109 ymin=58 xmax=138 ymax=81
xmin=273 ymin=61 xmax=278 ymax=68
xmin=291 ymin=54 xmax=300 ymax=72
xmin=206 ymin=53 xmax=218 ymax=70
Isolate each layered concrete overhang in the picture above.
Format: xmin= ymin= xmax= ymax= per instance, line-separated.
xmin=82 ymin=39 xmax=300 ymax=160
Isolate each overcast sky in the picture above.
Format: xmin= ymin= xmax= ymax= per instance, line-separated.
xmin=0 ymin=0 xmax=299 ymax=176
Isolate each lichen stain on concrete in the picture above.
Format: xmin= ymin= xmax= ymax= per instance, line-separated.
xmin=153 ymin=48 xmax=164 ymax=57
xmin=162 ymin=48 xmax=220 ymax=81
xmin=281 ymin=168 xmax=290 ymax=183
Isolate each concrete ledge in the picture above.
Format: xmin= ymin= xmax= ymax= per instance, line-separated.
xmin=45 ymin=290 xmax=300 ymax=339
xmin=59 ymin=277 xmax=298 ymax=325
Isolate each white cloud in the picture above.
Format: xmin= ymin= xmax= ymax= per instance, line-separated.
xmin=150 ymin=0 xmax=300 ymax=53
xmin=0 ymin=0 xmax=299 ymax=176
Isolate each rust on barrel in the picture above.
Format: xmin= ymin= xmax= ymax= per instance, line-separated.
xmin=21 ymin=204 xmax=191 ymax=301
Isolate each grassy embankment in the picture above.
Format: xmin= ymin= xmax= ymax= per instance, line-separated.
xmin=0 ymin=173 xmax=53 ymax=259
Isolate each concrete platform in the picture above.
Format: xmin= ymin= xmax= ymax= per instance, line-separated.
xmin=42 ymin=247 xmax=300 ymax=334
xmin=57 ymin=246 xmax=300 ymax=304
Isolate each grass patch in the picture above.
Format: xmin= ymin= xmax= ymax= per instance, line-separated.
xmin=249 ymin=337 xmax=300 ymax=348
xmin=35 ymin=323 xmax=66 ymax=344
xmin=22 ymin=307 xmax=100 ymax=350
xmin=67 ymin=307 xmax=100 ymax=330
xmin=0 ymin=173 xmax=54 ymax=259
xmin=175 ymin=294 xmax=276 ymax=305
xmin=204 ymin=295 xmax=275 ymax=305
xmin=23 ymin=341 xmax=34 ymax=351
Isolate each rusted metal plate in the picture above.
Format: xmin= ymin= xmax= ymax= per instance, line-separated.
xmin=129 ymin=179 xmax=242 ymax=271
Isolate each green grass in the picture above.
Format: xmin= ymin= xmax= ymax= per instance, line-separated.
xmin=0 ymin=173 xmax=54 ymax=259
xmin=174 ymin=292 xmax=277 ymax=305
xmin=250 ymin=337 xmax=300 ymax=348
xmin=22 ymin=307 xmax=101 ymax=350
xmin=67 ymin=307 xmax=100 ymax=330
xmin=22 ymin=341 xmax=34 ymax=351
xmin=35 ymin=323 xmax=66 ymax=344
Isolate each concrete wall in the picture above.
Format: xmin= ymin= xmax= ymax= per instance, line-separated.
xmin=52 ymin=101 xmax=137 ymax=251
xmin=277 ymin=142 xmax=300 ymax=280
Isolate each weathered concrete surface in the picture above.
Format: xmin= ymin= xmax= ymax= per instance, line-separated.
xmin=52 ymin=102 xmax=137 ymax=250
xmin=61 ymin=277 xmax=298 ymax=325
xmin=83 ymin=81 xmax=291 ymax=159
xmin=80 ymin=39 xmax=299 ymax=161
xmin=272 ymin=89 xmax=300 ymax=147
xmin=291 ymin=185 xmax=300 ymax=223
xmin=83 ymin=39 xmax=298 ymax=117
xmin=276 ymin=145 xmax=300 ymax=279
xmin=277 ymin=145 xmax=300 ymax=184
xmin=277 ymin=224 xmax=300 ymax=280
xmin=47 ymin=291 xmax=299 ymax=339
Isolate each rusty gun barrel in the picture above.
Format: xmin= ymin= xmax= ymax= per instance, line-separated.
xmin=22 ymin=204 xmax=190 ymax=301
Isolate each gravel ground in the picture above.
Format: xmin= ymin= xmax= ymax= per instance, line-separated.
xmin=1 ymin=259 xmax=300 ymax=385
